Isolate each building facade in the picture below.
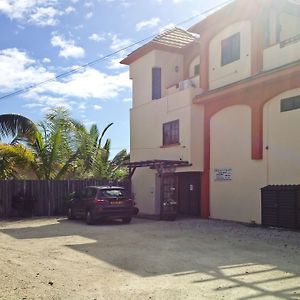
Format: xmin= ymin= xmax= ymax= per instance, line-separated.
xmin=121 ymin=0 xmax=300 ymax=224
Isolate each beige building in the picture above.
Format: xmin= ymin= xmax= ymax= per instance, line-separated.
xmin=121 ymin=0 xmax=300 ymax=225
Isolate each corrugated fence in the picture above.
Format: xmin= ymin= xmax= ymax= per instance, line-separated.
xmin=0 ymin=179 xmax=129 ymax=218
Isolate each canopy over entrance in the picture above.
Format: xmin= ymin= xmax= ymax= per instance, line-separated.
xmin=126 ymin=159 xmax=192 ymax=178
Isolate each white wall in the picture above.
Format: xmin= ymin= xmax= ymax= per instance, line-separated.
xmin=189 ymin=56 xmax=200 ymax=78
xmin=264 ymin=88 xmax=300 ymax=185
xmin=210 ymin=105 xmax=266 ymax=224
xmin=263 ymin=41 xmax=300 ymax=71
xmin=130 ymin=87 xmax=204 ymax=215
xmin=209 ymin=21 xmax=252 ymax=90
xmin=130 ymin=50 xmax=184 ymax=107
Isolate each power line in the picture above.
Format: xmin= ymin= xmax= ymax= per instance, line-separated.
xmin=0 ymin=0 xmax=232 ymax=102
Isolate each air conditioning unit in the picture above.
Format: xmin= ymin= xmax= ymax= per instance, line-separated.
xmin=178 ymin=79 xmax=195 ymax=91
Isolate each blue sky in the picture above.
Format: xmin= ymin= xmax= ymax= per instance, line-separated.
xmin=0 ymin=0 xmax=227 ymax=156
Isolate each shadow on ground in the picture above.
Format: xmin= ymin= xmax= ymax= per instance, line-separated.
xmin=1 ymin=218 xmax=300 ymax=299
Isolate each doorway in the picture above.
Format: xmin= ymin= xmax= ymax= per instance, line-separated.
xmin=161 ymin=172 xmax=201 ymax=217
xmin=177 ymin=172 xmax=201 ymax=217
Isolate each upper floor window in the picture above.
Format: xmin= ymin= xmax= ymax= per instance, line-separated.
xmin=194 ymin=64 xmax=200 ymax=76
xmin=281 ymin=95 xmax=300 ymax=112
xmin=152 ymin=67 xmax=161 ymax=100
xmin=163 ymin=120 xmax=179 ymax=146
xmin=189 ymin=56 xmax=200 ymax=78
xmin=221 ymin=33 xmax=240 ymax=66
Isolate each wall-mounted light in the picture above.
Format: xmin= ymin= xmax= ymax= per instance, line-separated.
xmin=175 ymin=66 xmax=179 ymax=73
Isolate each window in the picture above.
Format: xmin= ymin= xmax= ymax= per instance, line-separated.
xmin=86 ymin=188 xmax=97 ymax=198
xmin=152 ymin=67 xmax=161 ymax=100
xmin=281 ymin=95 xmax=300 ymax=112
xmin=194 ymin=64 xmax=200 ymax=76
xmin=100 ymin=189 xmax=126 ymax=198
xmin=221 ymin=33 xmax=240 ymax=66
xmin=163 ymin=120 xmax=179 ymax=146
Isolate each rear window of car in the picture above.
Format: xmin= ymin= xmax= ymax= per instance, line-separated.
xmin=99 ymin=189 xmax=126 ymax=198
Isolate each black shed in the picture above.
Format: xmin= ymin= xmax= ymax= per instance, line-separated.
xmin=261 ymin=185 xmax=300 ymax=230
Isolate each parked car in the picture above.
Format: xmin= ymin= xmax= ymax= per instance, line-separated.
xmin=67 ymin=186 xmax=139 ymax=225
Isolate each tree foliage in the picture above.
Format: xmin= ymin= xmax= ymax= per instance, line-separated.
xmin=0 ymin=108 xmax=129 ymax=181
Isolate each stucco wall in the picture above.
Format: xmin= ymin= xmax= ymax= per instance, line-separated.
xmin=130 ymin=88 xmax=203 ymax=170
xmin=264 ymin=88 xmax=300 ymax=185
xmin=210 ymin=105 xmax=266 ymax=224
xmin=263 ymin=41 xmax=300 ymax=71
xmin=209 ymin=21 xmax=252 ymax=90
xmin=132 ymin=168 xmax=157 ymax=215
xmin=130 ymin=50 xmax=184 ymax=107
xmin=130 ymin=87 xmax=204 ymax=215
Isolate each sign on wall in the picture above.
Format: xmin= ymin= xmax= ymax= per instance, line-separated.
xmin=214 ymin=168 xmax=233 ymax=181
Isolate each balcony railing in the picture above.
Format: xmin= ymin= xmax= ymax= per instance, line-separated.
xmin=280 ymin=33 xmax=300 ymax=48
xmin=166 ymin=76 xmax=200 ymax=96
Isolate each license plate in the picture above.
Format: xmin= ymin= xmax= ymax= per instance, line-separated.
xmin=111 ymin=201 xmax=122 ymax=205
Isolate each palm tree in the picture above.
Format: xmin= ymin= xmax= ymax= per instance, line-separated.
xmin=0 ymin=109 xmax=129 ymax=181
xmin=0 ymin=114 xmax=37 ymax=179
xmin=0 ymin=109 xmax=83 ymax=180
xmin=0 ymin=113 xmax=37 ymax=144
xmin=73 ymin=123 xmax=129 ymax=181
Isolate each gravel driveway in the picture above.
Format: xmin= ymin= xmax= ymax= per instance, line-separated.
xmin=0 ymin=217 xmax=299 ymax=300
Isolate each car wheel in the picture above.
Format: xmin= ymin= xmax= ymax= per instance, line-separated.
xmin=67 ymin=207 xmax=74 ymax=219
xmin=122 ymin=217 xmax=132 ymax=224
xmin=86 ymin=210 xmax=95 ymax=225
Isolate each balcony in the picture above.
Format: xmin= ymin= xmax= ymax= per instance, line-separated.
xmin=166 ymin=76 xmax=201 ymax=96
xmin=263 ymin=34 xmax=300 ymax=71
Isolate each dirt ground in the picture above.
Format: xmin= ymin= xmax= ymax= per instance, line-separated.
xmin=0 ymin=218 xmax=299 ymax=300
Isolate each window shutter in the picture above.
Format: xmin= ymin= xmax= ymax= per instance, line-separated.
xmin=152 ymin=67 xmax=161 ymax=100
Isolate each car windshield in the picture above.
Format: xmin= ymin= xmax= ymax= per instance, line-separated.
xmin=100 ymin=189 xmax=126 ymax=198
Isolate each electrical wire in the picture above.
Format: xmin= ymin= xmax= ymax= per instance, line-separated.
xmin=0 ymin=0 xmax=232 ymax=102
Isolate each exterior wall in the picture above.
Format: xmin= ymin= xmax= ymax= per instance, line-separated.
xmin=130 ymin=50 xmax=184 ymax=108
xmin=189 ymin=56 xmax=200 ymax=78
xmin=264 ymin=8 xmax=300 ymax=71
xmin=263 ymin=41 xmax=300 ymax=71
xmin=130 ymin=51 xmax=155 ymax=107
xmin=209 ymin=21 xmax=252 ymax=90
xmin=210 ymin=105 xmax=266 ymax=224
xmin=279 ymin=12 xmax=300 ymax=42
xmin=130 ymin=87 xmax=204 ymax=215
xmin=264 ymin=88 xmax=300 ymax=185
xmin=130 ymin=88 xmax=203 ymax=170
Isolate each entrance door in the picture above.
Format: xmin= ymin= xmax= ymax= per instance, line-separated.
xmin=177 ymin=172 xmax=201 ymax=217
xmin=162 ymin=175 xmax=178 ymax=205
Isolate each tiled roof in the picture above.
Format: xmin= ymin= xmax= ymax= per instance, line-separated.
xmin=152 ymin=27 xmax=199 ymax=49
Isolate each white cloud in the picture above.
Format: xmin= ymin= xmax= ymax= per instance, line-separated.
xmin=123 ymin=98 xmax=132 ymax=102
xmin=65 ymin=6 xmax=75 ymax=14
xmin=109 ymin=34 xmax=132 ymax=51
xmin=78 ymin=102 xmax=86 ymax=111
xmin=0 ymin=48 xmax=54 ymax=92
xmin=0 ymin=48 xmax=131 ymax=112
xmin=136 ymin=17 xmax=160 ymax=32
xmin=89 ymin=33 xmax=105 ymax=42
xmin=0 ymin=0 xmax=65 ymax=26
xmin=85 ymin=11 xmax=93 ymax=19
xmin=93 ymin=104 xmax=102 ymax=110
xmin=36 ymin=68 xmax=131 ymax=100
xmin=51 ymin=34 xmax=85 ymax=59
xmin=84 ymin=2 xmax=93 ymax=7
xmin=43 ymin=57 xmax=51 ymax=63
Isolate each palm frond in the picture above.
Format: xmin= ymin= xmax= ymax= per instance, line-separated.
xmin=0 ymin=114 xmax=37 ymax=143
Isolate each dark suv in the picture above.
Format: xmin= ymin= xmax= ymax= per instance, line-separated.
xmin=67 ymin=186 xmax=138 ymax=225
